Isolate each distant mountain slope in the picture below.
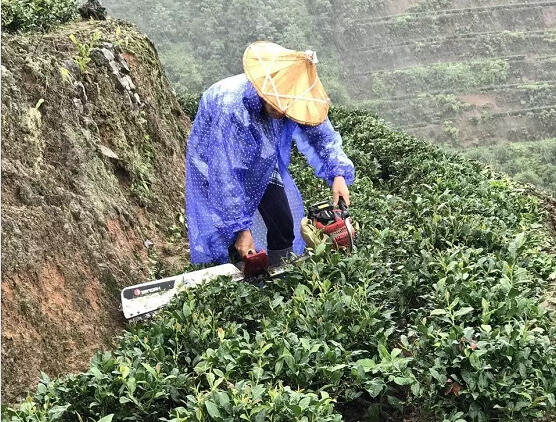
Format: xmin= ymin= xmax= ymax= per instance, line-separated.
xmin=103 ymin=0 xmax=556 ymax=146
xmin=461 ymin=138 xmax=556 ymax=193
xmin=337 ymin=1 xmax=556 ymax=145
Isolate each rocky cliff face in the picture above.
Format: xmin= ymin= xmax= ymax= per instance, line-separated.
xmin=1 ymin=18 xmax=190 ymax=402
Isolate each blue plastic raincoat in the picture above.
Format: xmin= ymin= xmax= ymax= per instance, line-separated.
xmin=186 ymin=74 xmax=355 ymax=264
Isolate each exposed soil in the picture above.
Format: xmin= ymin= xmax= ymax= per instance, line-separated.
xmin=1 ymin=19 xmax=190 ymax=402
xmin=387 ymin=0 xmax=418 ymax=15
xmin=459 ymin=93 xmax=498 ymax=109
xmin=543 ymin=6 xmax=556 ymax=26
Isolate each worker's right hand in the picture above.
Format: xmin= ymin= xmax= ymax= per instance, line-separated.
xmin=332 ymin=176 xmax=350 ymax=206
xmin=235 ymin=230 xmax=256 ymax=258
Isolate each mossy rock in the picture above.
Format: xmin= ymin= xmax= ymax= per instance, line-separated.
xmin=1 ymin=18 xmax=190 ymax=403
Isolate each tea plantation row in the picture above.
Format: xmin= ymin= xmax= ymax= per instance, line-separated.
xmin=4 ymin=105 xmax=555 ymax=421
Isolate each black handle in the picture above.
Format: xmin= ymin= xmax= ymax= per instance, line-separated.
xmin=228 ymin=244 xmax=257 ymax=263
xmin=338 ymin=196 xmax=348 ymax=211
xmin=337 ymin=196 xmax=350 ymax=218
xmin=228 ymin=244 xmax=241 ymax=264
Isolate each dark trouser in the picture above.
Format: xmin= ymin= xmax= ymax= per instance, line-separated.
xmin=257 ymin=183 xmax=295 ymax=265
xmin=229 ymin=183 xmax=294 ymax=266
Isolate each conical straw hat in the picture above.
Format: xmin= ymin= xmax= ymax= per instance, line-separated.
xmin=243 ymin=41 xmax=330 ymax=126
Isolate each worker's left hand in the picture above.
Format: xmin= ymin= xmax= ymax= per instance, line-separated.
xmin=332 ymin=176 xmax=350 ymax=206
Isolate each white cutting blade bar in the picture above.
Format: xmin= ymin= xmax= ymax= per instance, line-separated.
xmin=121 ymin=264 xmax=242 ymax=320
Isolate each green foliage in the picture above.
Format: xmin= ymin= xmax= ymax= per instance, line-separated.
xmin=1 ymin=0 xmax=77 ymax=32
xmin=129 ymin=137 xmax=155 ymax=206
xmin=443 ymin=120 xmax=460 ymax=145
xmin=100 ymin=0 xmax=556 ymax=149
xmin=167 ymin=211 xmax=186 ymax=244
xmin=462 ymin=139 xmax=556 ymax=194
xmin=408 ymin=0 xmax=453 ymax=12
xmin=177 ymin=94 xmax=202 ymax=121
xmin=370 ymin=59 xmax=510 ymax=98
xmin=69 ymin=31 xmax=101 ymax=74
xmin=5 ymin=105 xmax=556 ymax=421
xmin=357 ymin=94 xmax=468 ymax=131
xmin=102 ymin=0 xmax=352 ymax=101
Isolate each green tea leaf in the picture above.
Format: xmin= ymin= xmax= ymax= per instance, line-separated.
xmin=469 ymin=352 xmax=481 ymax=370
xmin=508 ymin=232 xmax=526 ymax=258
xmin=48 ymin=405 xmax=70 ymax=420
xmin=215 ymin=391 xmax=230 ymax=408
xmin=315 ymin=242 xmax=326 ymax=255
xmin=378 ymin=343 xmax=390 ymax=361
xmin=429 ymin=368 xmax=446 ymax=384
xmin=366 ymin=379 xmax=384 ymax=398
xmin=182 ymin=302 xmax=191 ymax=318
xmin=120 ymin=365 xmax=130 ymax=379
xmin=142 ymin=363 xmax=158 ymax=378
xmin=205 ymin=400 xmax=220 ymax=418
xmin=454 ymin=307 xmax=474 ymax=318
xmin=356 ymin=358 xmax=376 ymax=371
xmin=393 ymin=376 xmax=413 ymax=386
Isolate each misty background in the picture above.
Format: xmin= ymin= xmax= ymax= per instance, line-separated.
xmin=103 ymin=0 xmax=556 ymax=192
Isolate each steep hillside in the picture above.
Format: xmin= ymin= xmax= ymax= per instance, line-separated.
xmin=462 ymin=138 xmax=556 ymax=193
xmin=102 ymin=0 xmax=556 ymax=147
xmin=336 ymin=0 xmax=556 ymax=145
xmin=1 ymin=18 xmax=190 ymax=402
xmin=5 ymin=103 xmax=556 ymax=421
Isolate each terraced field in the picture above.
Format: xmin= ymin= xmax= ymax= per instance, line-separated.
xmin=336 ymin=1 xmax=556 ymax=145
xmin=102 ymin=0 xmax=555 ymax=146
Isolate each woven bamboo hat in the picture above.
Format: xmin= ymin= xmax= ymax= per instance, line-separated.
xmin=243 ymin=41 xmax=330 ymax=126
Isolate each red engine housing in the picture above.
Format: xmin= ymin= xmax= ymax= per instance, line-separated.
xmin=308 ymin=197 xmax=356 ymax=250
xmin=314 ymin=218 xmax=353 ymax=249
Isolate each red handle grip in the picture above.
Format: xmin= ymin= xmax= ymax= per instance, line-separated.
xmin=242 ymin=250 xmax=268 ymax=277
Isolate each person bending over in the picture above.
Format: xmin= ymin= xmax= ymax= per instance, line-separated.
xmin=186 ymin=41 xmax=355 ymax=266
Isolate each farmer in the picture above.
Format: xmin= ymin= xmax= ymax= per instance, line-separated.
xmin=185 ymin=41 xmax=355 ymax=265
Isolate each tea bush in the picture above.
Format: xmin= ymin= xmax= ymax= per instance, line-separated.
xmin=461 ymin=139 xmax=556 ymax=195
xmin=4 ymin=105 xmax=555 ymax=421
xmin=1 ymin=0 xmax=78 ymax=32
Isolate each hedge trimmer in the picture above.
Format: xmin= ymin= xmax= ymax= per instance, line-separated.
xmin=121 ymin=197 xmax=356 ymax=321
xmin=306 ymin=197 xmax=356 ymax=250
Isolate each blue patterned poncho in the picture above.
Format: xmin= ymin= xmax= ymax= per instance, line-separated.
xmin=186 ymin=74 xmax=355 ymax=264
